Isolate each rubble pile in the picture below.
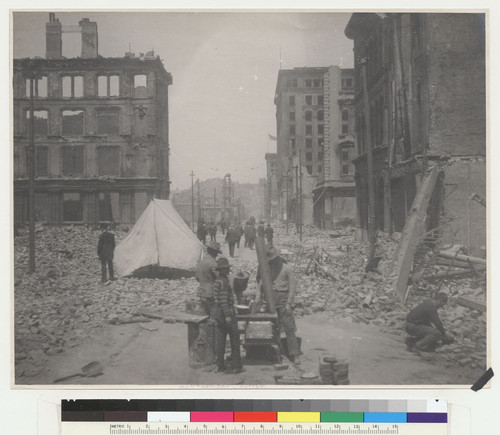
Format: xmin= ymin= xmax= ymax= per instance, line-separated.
xmin=14 ymin=225 xmax=198 ymax=372
xmin=270 ymin=223 xmax=487 ymax=370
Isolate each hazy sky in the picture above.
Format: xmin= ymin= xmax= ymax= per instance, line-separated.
xmin=12 ymin=11 xmax=353 ymax=189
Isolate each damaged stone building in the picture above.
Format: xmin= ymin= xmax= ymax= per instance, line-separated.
xmin=13 ymin=14 xmax=172 ymax=226
xmin=345 ymin=13 xmax=486 ymax=255
xmin=274 ymin=66 xmax=358 ymax=228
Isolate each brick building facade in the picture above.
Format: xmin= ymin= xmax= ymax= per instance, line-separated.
xmin=13 ymin=14 xmax=172 ymax=226
xmin=345 ymin=13 xmax=486 ymax=255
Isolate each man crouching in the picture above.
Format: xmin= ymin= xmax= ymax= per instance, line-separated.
xmin=405 ymin=292 xmax=452 ymax=353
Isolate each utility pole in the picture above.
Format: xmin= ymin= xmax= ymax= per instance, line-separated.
xmin=361 ymin=61 xmax=377 ymax=270
xmin=285 ymin=170 xmax=289 ymax=234
xmin=190 ymin=171 xmax=195 ymax=231
xmin=28 ymin=73 xmax=36 ymax=273
xmin=299 ymin=149 xmax=303 ymax=243
xmin=213 ymin=188 xmax=216 ymax=222
xmin=197 ymin=179 xmax=201 ymax=222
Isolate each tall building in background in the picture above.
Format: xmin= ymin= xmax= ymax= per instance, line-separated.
xmin=265 ymin=152 xmax=278 ymax=221
xmin=345 ymin=13 xmax=486 ymax=255
xmin=13 ymin=13 xmax=172 ymax=226
xmin=274 ymin=66 xmax=357 ymax=227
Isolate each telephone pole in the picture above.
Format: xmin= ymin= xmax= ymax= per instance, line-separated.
xmin=361 ymin=61 xmax=377 ymax=270
xmin=28 ymin=73 xmax=35 ymax=273
xmin=299 ymin=149 xmax=303 ymax=243
xmin=197 ymin=179 xmax=201 ymax=222
xmin=190 ymin=171 xmax=195 ymax=231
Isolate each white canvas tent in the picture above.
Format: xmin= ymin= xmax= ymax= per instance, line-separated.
xmin=114 ymin=199 xmax=204 ymax=277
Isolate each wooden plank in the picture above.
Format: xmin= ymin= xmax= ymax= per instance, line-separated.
xmin=437 ymin=252 xmax=486 ymax=266
xmin=236 ymin=313 xmax=279 ymax=322
xmin=457 ymin=296 xmax=486 ymax=313
xmin=390 ymin=165 xmax=440 ymax=302
xmin=162 ymin=312 xmax=208 ymax=324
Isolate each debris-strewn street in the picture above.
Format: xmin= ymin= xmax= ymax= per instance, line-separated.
xmin=14 ymin=223 xmax=486 ymax=385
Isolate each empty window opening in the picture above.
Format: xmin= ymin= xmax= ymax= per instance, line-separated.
xmin=134 ymin=74 xmax=147 ymax=97
xmin=63 ymin=192 xmax=83 ymax=222
xmin=25 ymin=76 xmax=48 ymax=98
xmin=98 ymin=109 xmax=120 ymax=135
xmin=62 ymin=110 xmax=84 ymax=135
xmin=61 ymin=146 xmax=84 ymax=177
xmin=289 ymin=95 xmax=295 ymax=106
xmin=62 ymin=76 xmax=84 ymax=98
xmin=26 ymin=110 xmax=48 ymax=136
xmin=305 ymin=111 xmax=312 ymax=121
xmin=98 ymin=146 xmax=120 ymax=176
xmin=305 ymin=95 xmax=312 ymax=105
xmin=317 ymin=110 xmax=324 ymax=121
xmin=98 ymin=75 xmax=120 ymax=97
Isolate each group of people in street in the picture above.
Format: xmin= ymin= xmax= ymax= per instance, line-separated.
xmin=194 ymin=224 xmax=300 ymax=373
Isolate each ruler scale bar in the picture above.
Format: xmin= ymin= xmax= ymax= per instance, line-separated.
xmin=62 ymin=422 xmax=447 ymax=435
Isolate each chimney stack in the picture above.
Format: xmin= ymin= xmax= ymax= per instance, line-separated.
xmin=46 ymin=12 xmax=62 ymax=59
xmin=80 ymin=18 xmax=98 ymax=58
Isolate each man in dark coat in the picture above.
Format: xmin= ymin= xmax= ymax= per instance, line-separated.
xmin=225 ymin=225 xmax=238 ymax=258
xmin=208 ymin=221 xmax=217 ymax=242
xmin=246 ymin=222 xmax=257 ymax=250
xmin=405 ymin=292 xmax=450 ymax=353
xmin=97 ymin=225 xmax=115 ymax=283
xmin=197 ymin=220 xmax=207 ymax=244
xmin=235 ymin=222 xmax=244 ymax=248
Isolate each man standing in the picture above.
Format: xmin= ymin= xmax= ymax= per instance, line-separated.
xmin=257 ymin=220 xmax=266 ymax=238
xmin=195 ymin=241 xmax=222 ymax=317
xmin=213 ymin=257 xmax=244 ymax=374
xmin=235 ymin=222 xmax=244 ymax=248
xmin=198 ymin=220 xmax=208 ymax=244
xmin=97 ymin=224 xmax=115 ymax=283
xmin=247 ymin=221 xmax=257 ymax=250
xmin=265 ymin=223 xmax=274 ymax=246
xmin=225 ymin=225 xmax=238 ymax=258
xmin=208 ymin=221 xmax=217 ymax=242
xmin=405 ymin=292 xmax=449 ymax=353
xmin=266 ymin=246 xmax=300 ymax=364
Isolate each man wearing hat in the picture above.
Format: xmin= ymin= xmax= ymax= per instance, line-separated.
xmin=213 ymin=257 xmax=244 ymax=374
xmin=225 ymin=224 xmax=238 ymax=258
xmin=97 ymin=223 xmax=115 ymax=283
xmin=195 ymin=241 xmax=222 ymax=317
xmin=266 ymin=246 xmax=301 ymax=364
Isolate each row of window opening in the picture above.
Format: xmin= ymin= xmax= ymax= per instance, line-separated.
xmin=25 ymin=74 xmax=147 ymax=98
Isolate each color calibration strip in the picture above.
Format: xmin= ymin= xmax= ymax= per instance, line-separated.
xmin=61 ymin=400 xmax=447 ymax=423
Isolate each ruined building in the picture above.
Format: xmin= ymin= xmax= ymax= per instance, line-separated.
xmin=345 ymin=13 xmax=486 ymax=255
xmin=13 ymin=14 xmax=172 ymax=226
xmin=274 ymin=67 xmax=357 ymax=227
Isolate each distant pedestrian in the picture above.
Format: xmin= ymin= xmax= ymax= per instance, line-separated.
xmin=247 ymin=222 xmax=257 ymax=249
xmin=219 ymin=219 xmax=227 ymax=235
xmin=225 ymin=225 xmax=238 ymax=258
xmin=265 ymin=223 xmax=274 ymax=246
xmin=243 ymin=221 xmax=251 ymax=247
xmin=213 ymin=257 xmax=244 ymax=374
xmin=257 ymin=220 xmax=265 ymax=238
xmin=235 ymin=222 xmax=244 ymax=248
xmin=97 ymin=224 xmax=115 ymax=283
xmin=197 ymin=220 xmax=207 ymax=244
xmin=208 ymin=221 xmax=217 ymax=242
